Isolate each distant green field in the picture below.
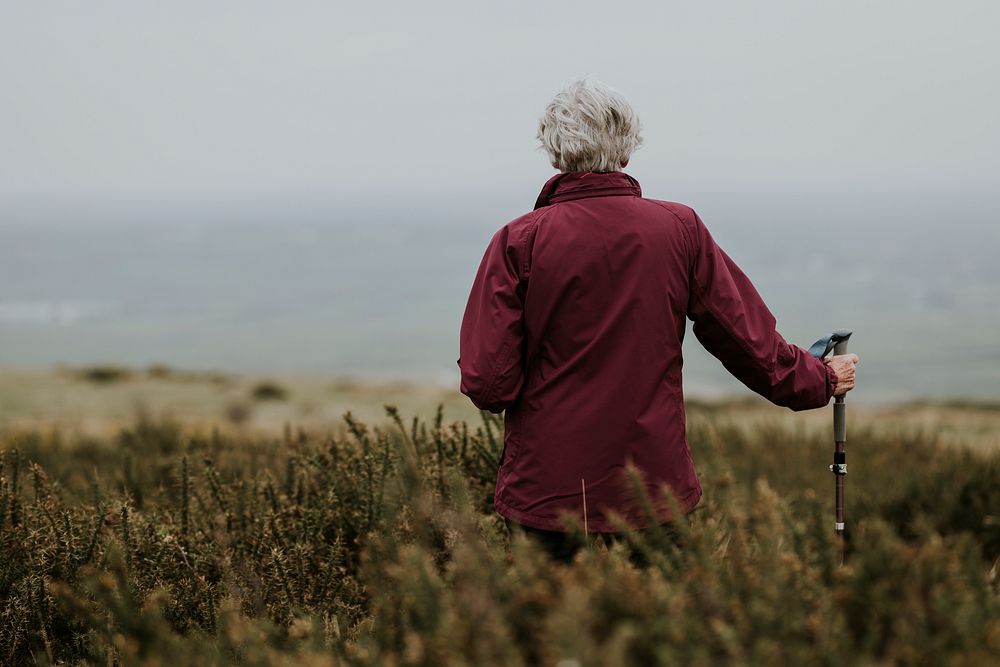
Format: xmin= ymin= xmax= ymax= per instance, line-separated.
xmin=1 ymin=380 xmax=998 ymax=665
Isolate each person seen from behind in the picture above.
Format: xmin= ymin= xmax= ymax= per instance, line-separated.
xmin=457 ymin=79 xmax=859 ymax=564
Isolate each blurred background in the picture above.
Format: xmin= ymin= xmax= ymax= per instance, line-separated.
xmin=1 ymin=0 xmax=998 ymax=428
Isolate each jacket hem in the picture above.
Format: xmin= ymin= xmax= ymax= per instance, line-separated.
xmin=494 ymin=484 xmax=703 ymax=534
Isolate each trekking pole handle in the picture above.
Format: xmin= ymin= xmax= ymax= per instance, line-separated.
xmin=808 ymin=329 xmax=852 ymax=441
xmin=808 ymin=328 xmax=853 ymax=360
xmin=832 ymin=337 xmax=848 ymax=442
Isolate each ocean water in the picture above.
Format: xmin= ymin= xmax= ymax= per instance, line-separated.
xmin=1 ymin=191 xmax=998 ymax=404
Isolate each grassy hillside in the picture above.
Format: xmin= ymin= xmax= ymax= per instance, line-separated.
xmin=1 ymin=392 xmax=998 ymax=665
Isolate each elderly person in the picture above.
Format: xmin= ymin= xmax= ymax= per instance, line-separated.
xmin=457 ymin=79 xmax=858 ymax=562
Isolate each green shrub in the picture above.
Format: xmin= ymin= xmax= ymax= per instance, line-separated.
xmin=0 ymin=406 xmax=997 ymax=665
xmin=75 ymin=365 xmax=132 ymax=384
xmin=252 ymin=381 xmax=290 ymax=402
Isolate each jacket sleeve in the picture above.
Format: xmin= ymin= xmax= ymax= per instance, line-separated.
xmin=685 ymin=210 xmax=837 ymax=411
xmin=456 ymin=224 xmax=527 ymax=413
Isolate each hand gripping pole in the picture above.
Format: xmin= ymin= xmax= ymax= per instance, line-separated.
xmin=808 ymin=329 xmax=852 ymax=563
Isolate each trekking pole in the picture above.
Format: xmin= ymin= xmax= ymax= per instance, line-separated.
xmin=808 ymin=329 xmax=853 ymax=565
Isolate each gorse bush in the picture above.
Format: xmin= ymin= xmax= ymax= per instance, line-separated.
xmin=74 ymin=365 xmax=133 ymax=384
xmin=251 ymin=381 xmax=290 ymax=402
xmin=0 ymin=405 xmax=998 ymax=665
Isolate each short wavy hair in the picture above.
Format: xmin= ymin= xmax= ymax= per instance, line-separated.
xmin=537 ymin=79 xmax=643 ymax=173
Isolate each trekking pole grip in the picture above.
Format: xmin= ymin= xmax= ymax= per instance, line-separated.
xmin=832 ymin=337 xmax=848 ymax=442
xmin=808 ymin=328 xmax=852 ymax=445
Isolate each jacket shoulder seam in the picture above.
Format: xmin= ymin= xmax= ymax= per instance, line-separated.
xmin=646 ymin=199 xmax=698 ymax=269
xmin=512 ymin=208 xmax=550 ymax=279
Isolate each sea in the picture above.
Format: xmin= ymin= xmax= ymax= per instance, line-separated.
xmin=2 ymin=189 xmax=998 ymax=405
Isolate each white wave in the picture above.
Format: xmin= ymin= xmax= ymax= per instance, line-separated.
xmin=0 ymin=300 xmax=118 ymax=326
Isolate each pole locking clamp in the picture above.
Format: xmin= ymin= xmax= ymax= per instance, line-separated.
xmin=829 ymin=451 xmax=846 ymax=475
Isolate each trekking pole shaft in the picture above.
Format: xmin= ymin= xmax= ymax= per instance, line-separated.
xmin=832 ymin=338 xmax=848 ymax=558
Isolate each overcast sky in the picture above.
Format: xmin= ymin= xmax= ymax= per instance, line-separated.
xmin=1 ymin=1 xmax=997 ymax=204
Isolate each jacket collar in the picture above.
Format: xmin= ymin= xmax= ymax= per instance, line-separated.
xmin=534 ymin=170 xmax=642 ymax=209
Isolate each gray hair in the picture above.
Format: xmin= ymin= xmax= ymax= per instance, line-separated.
xmin=537 ymin=79 xmax=643 ymax=173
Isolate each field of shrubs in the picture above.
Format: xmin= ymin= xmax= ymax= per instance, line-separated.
xmin=1 ymin=402 xmax=998 ymax=665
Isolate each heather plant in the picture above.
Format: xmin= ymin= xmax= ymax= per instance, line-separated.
xmin=0 ymin=404 xmax=998 ymax=665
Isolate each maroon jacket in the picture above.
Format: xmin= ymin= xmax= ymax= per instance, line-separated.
xmin=457 ymin=171 xmax=837 ymax=532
